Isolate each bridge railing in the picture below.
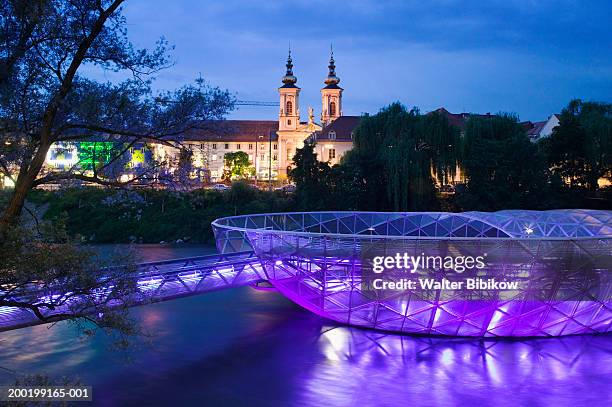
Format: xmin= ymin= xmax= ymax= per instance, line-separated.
xmin=0 ymin=251 xmax=263 ymax=332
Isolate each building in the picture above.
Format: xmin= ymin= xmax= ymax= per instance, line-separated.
xmin=154 ymin=120 xmax=280 ymax=182
xmin=434 ymin=108 xmax=561 ymax=143
xmin=39 ymin=49 xmax=350 ymax=184
xmin=522 ymin=114 xmax=560 ymax=142
xmin=143 ymin=49 xmax=358 ymax=183
xmin=36 ymin=50 xmax=564 ymax=188
xmin=310 ymin=115 xmax=360 ymax=165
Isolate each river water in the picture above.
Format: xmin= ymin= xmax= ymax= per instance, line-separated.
xmin=0 ymin=245 xmax=610 ymax=406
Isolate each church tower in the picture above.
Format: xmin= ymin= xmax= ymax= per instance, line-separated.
xmin=278 ymin=49 xmax=300 ymax=131
xmin=320 ymin=47 xmax=343 ymax=126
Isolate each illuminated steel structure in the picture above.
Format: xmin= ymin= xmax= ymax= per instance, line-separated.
xmin=213 ymin=210 xmax=612 ymax=337
xmin=0 ymin=252 xmax=262 ymax=331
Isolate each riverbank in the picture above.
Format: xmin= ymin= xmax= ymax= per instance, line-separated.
xmin=19 ymin=184 xmax=295 ymax=244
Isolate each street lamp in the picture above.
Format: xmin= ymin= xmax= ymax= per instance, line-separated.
xmin=256 ymin=135 xmax=264 ymax=187
xmin=268 ymin=130 xmax=273 ymax=191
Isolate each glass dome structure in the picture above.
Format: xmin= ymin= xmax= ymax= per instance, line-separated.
xmin=212 ymin=210 xmax=612 ymax=337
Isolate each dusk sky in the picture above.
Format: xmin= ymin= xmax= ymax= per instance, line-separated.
xmin=100 ymin=0 xmax=611 ymax=122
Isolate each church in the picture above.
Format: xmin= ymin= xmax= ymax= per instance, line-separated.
xmin=42 ymin=50 xmax=562 ymax=187
xmin=42 ymin=49 xmax=358 ymax=185
xmin=153 ymin=49 xmax=359 ymax=183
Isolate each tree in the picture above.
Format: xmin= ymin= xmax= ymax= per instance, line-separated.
xmin=0 ymin=0 xmax=234 ymax=233
xmin=348 ymin=103 xmax=459 ymax=211
xmin=0 ymin=220 xmax=140 ymax=346
xmin=288 ymin=140 xmax=333 ymax=210
xmin=0 ymin=0 xmax=233 ymax=336
xmin=542 ymin=99 xmax=612 ymax=190
xmin=173 ymin=147 xmax=198 ymax=190
xmin=223 ymin=151 xmax=254 ymax=181
xmin=289 ymin=104 xmax=460 ymax=212
xmin=457 ymin=114 xmax=550 ymax=210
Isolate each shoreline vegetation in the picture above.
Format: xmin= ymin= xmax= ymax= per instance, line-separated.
xmin=4 ymin=179 xmax=609 ymax=245
xmin=15 ymin=182 xmax=295 ymax=244
xmin=2 ymin=100 xmax=610 ymax=245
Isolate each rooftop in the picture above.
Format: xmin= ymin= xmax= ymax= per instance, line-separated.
xmin=314 ymin=115 xmax=361 ymax=141
xmin=180 ymin=120 xmax=279 ymax=142
xmin=430 ymin=107 xmax=493 ymax=131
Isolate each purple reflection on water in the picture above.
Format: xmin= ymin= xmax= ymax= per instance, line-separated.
xmin=2 ymin=286 xmax=609 ymax=406
xmin=0 ymin=244 xmax=610 ymax=406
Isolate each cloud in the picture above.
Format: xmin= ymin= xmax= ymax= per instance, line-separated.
xmin=96 ymin=0 xmax=612 ymax=121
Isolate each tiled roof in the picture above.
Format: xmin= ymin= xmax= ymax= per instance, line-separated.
xmin=315 ymin=116 xmax=361 ymax=141
xmin=180 ymin=120 xmax=279 ymax=142
xmin=430 ymin=107 xmax=493 ymax=130
xmin=525 ymin=120 xmax=547 ymax=136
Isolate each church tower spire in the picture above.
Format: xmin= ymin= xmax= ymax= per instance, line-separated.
xmin=321 ymin=44 xmax=343 ymax=126
xmin=279 ymin=47 xmax=300 ymax=131
xmin=281 ymin=47 xmax=297 ymax=87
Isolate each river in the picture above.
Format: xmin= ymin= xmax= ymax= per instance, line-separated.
xmin=0 ymin=245 xmax=610 ymax=406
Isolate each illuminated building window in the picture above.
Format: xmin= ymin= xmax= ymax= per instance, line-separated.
xmin=212 ymin=154 xmax=217 ymax=161
xmin=328 ymin=148 xmax=336 ymax=160
xmin=329 ymin=101 xmax=336 ymax=116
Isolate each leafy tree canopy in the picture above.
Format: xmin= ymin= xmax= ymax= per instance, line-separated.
xmin=458 ymin=113 xmax=550 ymax=210
xmin=542 ymin=99 xmax=612 ymax=190
xmin=0 ymin=0 xmax=234 ymax=338
xmin=348 ymin=103 xmax=459 ymax=211
xmin=223 ymin=151 xmax=254 ymax=180
xmin=0 ymin=0 xmax=234 ymax=231
xmin=288 ymin=140 xmax=334 ymax=210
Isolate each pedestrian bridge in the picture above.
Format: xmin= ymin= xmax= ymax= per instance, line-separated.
xmin=2 ymin=209 xmax=611 ymax=337
xmin=0 ymin=251 xmax=264 ymax=332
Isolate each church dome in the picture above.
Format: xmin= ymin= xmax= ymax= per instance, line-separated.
xmin=281 ymin=51 xmax=298 ymax=88
xmin=324 ymin=52 xmax=341 ymax=87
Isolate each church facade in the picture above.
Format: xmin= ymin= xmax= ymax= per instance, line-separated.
xmin=155 ymin=50 xmax=357 ymax=183
xmin=43 ymin=50 xmax=356 ymax=185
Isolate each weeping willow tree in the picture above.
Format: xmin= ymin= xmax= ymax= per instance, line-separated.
xmin=458 ymin=113 xmax=550 ymax=210
xmin=347 ymin=103 xmax=460 ymax=211
xmin=425 ymin=111 xmax=462 ymax=184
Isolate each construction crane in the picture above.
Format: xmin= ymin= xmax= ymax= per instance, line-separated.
xmin=235 ymin=100 xmax=279 ymax=107
xmin=155 ymin=98 xmax=278 ymax=107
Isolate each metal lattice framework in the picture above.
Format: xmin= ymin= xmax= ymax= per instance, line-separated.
xmin=0 ymin=252 xmax=263 ymax=331
xmin=212 ymin=210 xmax=612 ymax=337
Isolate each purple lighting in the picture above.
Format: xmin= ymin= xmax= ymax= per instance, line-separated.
xmin=212 ymin=210 xmax=612 ymax=337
